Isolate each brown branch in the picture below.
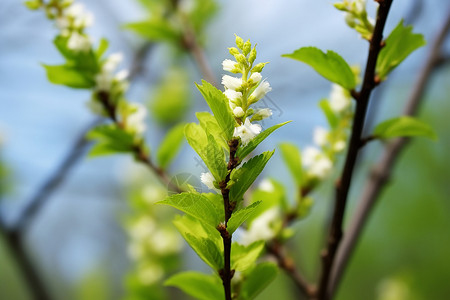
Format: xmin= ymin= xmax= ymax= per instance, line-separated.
xmin=327 ymin=9 xmax=450 ymax=297
xmin=315 ymin=1 xmax=394 ymax=299
xmin=266 ymin=241 xmax=315 ymax=297
xmin=218 ymin=139 xmax=240 ymax=300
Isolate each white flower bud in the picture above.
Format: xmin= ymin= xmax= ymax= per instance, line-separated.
xmin=333 ymin=140 xmax=346 ymax=152
xmin=126 ymin=103 xmax=147 ymax=135
xmin=240 ymin=207 xmax=281 ymax=245
xmin=115 ymin=70 xmax=129 ymax=82
xmin=233 ymin=107 xmax=245 ymax=118
xmin=329 ymin=84 xmax=351 ymax=113
xmin=222 ymin=59 xmax=238 ymax=72
xmin=251 ymin=108 xmax=272 ymax=121
xmin=67 ymin=32 xmax=91 ymax=52
xmin=249 ymin=72 xmax=262 ymax=84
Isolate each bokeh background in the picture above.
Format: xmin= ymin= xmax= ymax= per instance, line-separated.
xmin=1 ymin=0 xmax=449 ymax=299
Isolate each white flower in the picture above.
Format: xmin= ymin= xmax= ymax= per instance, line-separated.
xmin=249 ymin=72 xmax=262 ymax=84
xmin=114 ymin=70 xmax=129 ymax=82
xmin=240 ymin=207 xmax=280 ymax=245
xmin=224 ymin=89 xmax=242 ymax=102
xmin=65 ymin=3 xmax=94 ymax=29
xmin=252 ymin=108 xmax=272 ymax=121
xmin=67 ymin=32 xmax=91 ymax=52
xmin=95 ymin=72 xmax=113 ymax=91
xmin=249 ymin=80 xmax=271 ymax=104
xmin=233 ymin=107 xmax=245 ymax=118
xmin=149 ymin=228 xmax=183 ymax=255
xmin=138 ymin=264 xmax=164 ymax=285
xmin=259 ymin=179 xmax=274 ymax=193
xmin=302 ymin=146 xmax=333 ymax=179
xmin=313 ymin=126 xmax=329 ymax=147
xmin=200 ymin=172 xmax=216 ymax=190
xmin=329 ymin=84 xmax=351 ymax=113
xmin=333 ymin=140 xmax=346 ymax=152
xmin=354 ymin=0 xmax=366 ymax=14
xmin=129 ymin=217 xmax=156 ymax=241
xmin=222 ymin=75 xmax=242 ymax=90
xmin=233 ymin=118 xmax=262 ymax=146
xmin=126 ymin=103 xmax=147 ymax=134
xmin=103 ymin=53 xmax=123 ymax=73
xmin=222 ymin=59 xmax=238 ymax=72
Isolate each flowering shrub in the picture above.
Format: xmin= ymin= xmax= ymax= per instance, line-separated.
xmin=13 ymin=0 xmax=446 ymax=300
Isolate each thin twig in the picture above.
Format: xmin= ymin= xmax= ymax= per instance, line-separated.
xmin=315 ymin=1 xmax=393 ymax=299
xmin=218 ymin=139 xmax=240 ymax=300
xmin=327 ymin=9 xmax=450 ymax=297
xmin=266 ymin=241 xmax=315 ymax=297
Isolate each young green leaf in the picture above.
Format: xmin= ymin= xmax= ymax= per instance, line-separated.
xmin=158 ymin=192 xmax=222 ymax=229
xmin=231 ymin=241 xmax=265 ymax=272
xmin=282 ymin=47 xmax=356 ymax=90
xmin=373 ymin=116 xmax=437 ymax=140
xmin=196 ymin=112 xmax=229 ymax=150
xmin=376 ymin=20 xmax=426 ymax=80
xmin=87 ymin=124 xmax=136 ymax=157
xmin=183 ymin=233 xmax=224 ymax=270
xmin=53 ymin=36 xmax=99 ymax=73
xmin=43 ymin=64 xmax=95 ymax=89
xmin=226 ymin=201 xmax=261 ymax=234
xmin=237 ymin=121 xmax=290 ymax=161
xmin=187 ymin=0 xmax=218 ymax=35
xmin=185 ymin=123 xmax=227 ymax=182
xmin=279 ymin=143 xmax=302 ymax=185
xmin=319 ymin=99 xmax=339 ymax=128
xmin=124 ymin=20 xmax=181 ymax=45
xmin=165 ymin=271 xmax=224 ymax=300
xmin=96 ymin=38 xmax=109 ymax=59
xmin=240 ymin=263 xmax=278 ymax=300
xmin=157 ymin=123 xmax=186 ymax=169
xmin=230 ymin=150 xmax=275 ymax=203
xmin=196 ymin=80 xmax=235 ymax=141
xmin=173 ymin=214 xmax=222 ymax=252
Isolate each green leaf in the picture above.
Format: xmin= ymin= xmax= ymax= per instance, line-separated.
xmin=24 ymin=0 xmax=41 ymax=10
xmin=87 ymin=124 xmax=136 ymax=157
xmin=96 ymin=38 xmax=109 ymax=58
xmin=230 ymin=151 xmax=274 ymax=203
xmin=184 ymin=123 xmax=227 ymax=182
xmin=165 ymin=272 xmax=224 ymax=300
xmin=173 ymin=214 xmax=222 ymax=249
xmin=240 ymin=263 xmax=278 ymax=300
xmin=53 ymin=36 xmax=99 ymax=73
xmin=187 ymin=0 xmax=218 ymax=35
xmin=158 ymin=192 xmax=222 ymax=228
xmin=279 ymin=143 xmax=302 ymax=185
xmin=157 ymin=123 xmax=186 ymax=169
xmin=319 ymin=99 xmax=339 ymax=128
xmin=237 ymin=121 xmax=290 ymax=161
xmin=373 ymin=116 xmax=437 ymax=140
xmin=227 ymin=201 xmax=261 ymax=234
xmin=283 ymin=47 xmax=355 ymax=90
xmin=376 ymin=20 xmax=426 ymax=80
xmin=196 ymin=80 xmax=235 ymax=141
xmin=43 ymin=64 xmax=95 ymax=89
xmin=184 ymin=233 xmax=223 ymax=270
xmin=231 ymin=241 xmax=265 ymax=272
xmin=196 ymin=112 xmax=229 ymax=150
xmin=150 ymin=68 xmax=190 ymax=125
xmin=124 ymin=20 xmax=181 ymax=44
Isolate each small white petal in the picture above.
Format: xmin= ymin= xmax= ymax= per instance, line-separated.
xmin=259 ymin=179 xmax=274 ymax=193
xmin=233 ymin=118 xmax=261 ymax=146
xmin=249 ymin=80 xmax=271 ymax=103
xmin=333 ymin=140 xmax=346 ymax=152
xmin=222 ymin=75 xmax=242 ymax=90
xmin=201 ymin=172 xmax=216 ymax=190
xmin=240 ymin=207 xmax=280 ymax=245
xmin=127 ymin=103 xmax=147 ymax=134
xmin=224 ymin=89 xmax=242 ymax=103
xmin=222 ymin=59 xmax=238 ymax=72
xmin=115 ymin=70 xmax=129 ymax=81
xmin=329 ymin=84 xmax=351 ymax=113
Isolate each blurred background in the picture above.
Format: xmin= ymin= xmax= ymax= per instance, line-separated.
xmin=0 ymin=0 xmax=449 ymax=299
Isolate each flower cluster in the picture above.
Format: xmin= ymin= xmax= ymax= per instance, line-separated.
xmin=302 ymin=82 xmax=354 ymax=181
xmin=334 ymin=0 xmax=374 ymax=40
xmin=27 ymin=1 xmax=147 ymax=137
xmin=222 ymin=35 xmax=272 ymax=145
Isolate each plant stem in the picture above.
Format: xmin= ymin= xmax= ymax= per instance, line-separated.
xmin=327 ymin=9 xmax=450 ymax=297
xmin=315 ymin=1 xmax=393 ymax=299
xmin=218 ymin=139 xmax=240 ymax=300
